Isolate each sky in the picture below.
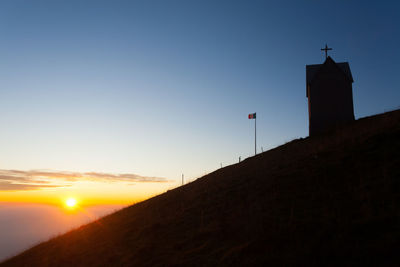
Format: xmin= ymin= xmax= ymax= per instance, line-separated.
xmin=0 ymin=0 xmax=399 ymax=261
xmin=0 ymin=1 xmax=399 ymax=203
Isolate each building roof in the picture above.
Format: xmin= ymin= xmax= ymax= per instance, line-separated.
xmin=306 ymin=57 xmax=353 ymax=92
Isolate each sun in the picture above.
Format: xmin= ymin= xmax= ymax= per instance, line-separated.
xmin=65 ymin=198 xmax=78 ymax=209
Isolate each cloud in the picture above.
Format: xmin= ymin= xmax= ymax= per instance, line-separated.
xmin=0 ymin=181 xmax=63 ymax=191
xmin=0 ymin=169 xmax=169 ymax=191
xmin=83 ymin=172 xmax=168 ymax=183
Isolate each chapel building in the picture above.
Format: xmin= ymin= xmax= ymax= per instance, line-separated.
xmin=306 ymin=56 xmax=355 ymax=136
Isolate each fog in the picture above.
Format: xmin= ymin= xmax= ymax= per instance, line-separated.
xmin=0 ymin=202 xmax=126 ymax=262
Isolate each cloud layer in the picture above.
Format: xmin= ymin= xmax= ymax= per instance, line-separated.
xmin=0 ymin=169 xmax=168 ymax=191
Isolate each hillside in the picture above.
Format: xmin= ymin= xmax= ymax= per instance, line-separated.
xmin=2 ymin=110 xmax=400 ymax=266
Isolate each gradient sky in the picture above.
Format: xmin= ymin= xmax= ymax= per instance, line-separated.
xmin=0 ymin=0 xmax=399 ymax=184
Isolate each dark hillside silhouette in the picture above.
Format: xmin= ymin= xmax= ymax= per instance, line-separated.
xmin=2 ymin=110 xmax=400 ymax=266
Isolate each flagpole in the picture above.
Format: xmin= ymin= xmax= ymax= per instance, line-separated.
xmin=255 ymin=115 xmax=257 ymax=155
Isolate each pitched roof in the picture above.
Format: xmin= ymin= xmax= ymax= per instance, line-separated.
xmin=306 ymin=57 xmax=353 ymax=96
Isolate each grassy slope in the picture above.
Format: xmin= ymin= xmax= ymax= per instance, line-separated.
xmin=2 ymin=110 xmax=400 ymax=266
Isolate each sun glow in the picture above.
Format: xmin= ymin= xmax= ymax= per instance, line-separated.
xmin=65 ymin=198 xmax=78 ymax=209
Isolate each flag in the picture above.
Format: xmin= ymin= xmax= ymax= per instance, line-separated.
xmin=248 ymin=113 xmax=256 ymax=119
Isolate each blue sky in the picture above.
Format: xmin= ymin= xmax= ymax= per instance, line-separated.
xmin=0 ymin=0 xmax=399 ymax=180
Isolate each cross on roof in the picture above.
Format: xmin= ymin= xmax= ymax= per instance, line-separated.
xmin=321 ymin=44 xmax=332 ymax=59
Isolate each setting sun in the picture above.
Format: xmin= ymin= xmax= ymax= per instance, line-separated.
xmin=65 ymin=198 xmax=78 ymax=208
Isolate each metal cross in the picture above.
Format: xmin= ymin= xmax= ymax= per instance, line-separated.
xmin=321 ymin=44 xmax=332 ymax=59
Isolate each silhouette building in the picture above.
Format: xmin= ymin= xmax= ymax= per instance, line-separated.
xmin=306 ymin=56 xmax=355 ymax=136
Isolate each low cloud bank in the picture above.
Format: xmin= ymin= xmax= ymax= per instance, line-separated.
xmin=0 ymin=169 xmax=168 ymax=191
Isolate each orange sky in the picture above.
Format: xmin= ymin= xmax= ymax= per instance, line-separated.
xmin=0 ymin=169 xmax=177 ymax=207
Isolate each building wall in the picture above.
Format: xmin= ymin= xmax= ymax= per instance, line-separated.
xmin=309 ymin=64 xmax=355 ymax=136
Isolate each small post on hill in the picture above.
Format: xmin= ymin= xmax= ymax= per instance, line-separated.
xmin=182 ymin=174 xmax=184 ymax=185
xmin=255 ymin=115 xmax=257 ymax=155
